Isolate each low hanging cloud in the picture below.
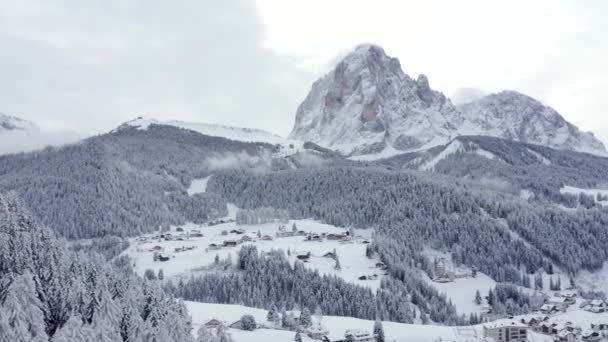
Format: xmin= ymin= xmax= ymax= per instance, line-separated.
xmin=204 ymin=152 xmax=263 ymax=171
xmin=450 ymin=87 xmax=489 ymax=105
xmin=0 ymin=129 xmax=83 ymax=155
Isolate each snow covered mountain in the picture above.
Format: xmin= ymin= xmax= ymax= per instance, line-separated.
xmin=290 ymin=44 xmax=607 ymax=157
xmin=290 ymin=44 xmax=463 ymax=155
xmin=458 ymin=91 xmax=606 ymax=156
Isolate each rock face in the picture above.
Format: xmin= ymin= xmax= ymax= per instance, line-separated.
xmin=290 ymin=44 xmax=607 ymax=157
xmin=458 ymin=91 xmax=606 ymax=155
xmin=289 ymin=44 xmax=463 ymax=155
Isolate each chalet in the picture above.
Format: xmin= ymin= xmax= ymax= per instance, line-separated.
xmin=306 ymin=234 xmax=322 ymax=242
xmin=591 ymin=323 xmax=608 ymax=331
xmin=241 ymin=235 xmax=252 ymax=242
xmin=483 ymin=320 xmax=529 ymax=342
xmin=555 ymin=330 xmax=577 ymax=342
xmin=323 ymin=252 xmax=336 ymax=259
xmin=520 ymin=315 xmax=549 ymax=327
xmin=208 ymin=243 xmax=221 ymax=250
xmin=549 ymin=297 xmax=573 ymax=309
xmin=305 ymin=324 xmax=329 ymax=340
xmin=297 ymin=252 xmax=311 ymax=261
xmin=344 ymin=330 xmax=375 ymax=342
xmin=276 ymin=231 xmax=295 ymax=238
xmin=539 ymin=321 xmax=558 ymax=334
xmin=261 ymin=235 xmax=274 ymax=241
xmin=358 ymin=274 xmax=378 ymax=281
xmin=230 ymin=229 xmax=245 ymax=235
xmin=157 ymin=253 xmax=170 ymax=262
xmin=539 ymin=303 xmax=559 ymax=315
xmin=582 ymin=329 xmax=602 ymax=342
xmin=558 ymin=290 xmax=577 ymax=299
xmin=190 ymin=230 xmax=204 ymax=237
xmin=204 ymin=318 xmax=223 ymax=329
xmin=223 ymin=240 xmax=239 ymax=247
xmin=581 ymin=299 xmax=608 ymax=313
xmin=297 ymin=230 xmax=306 ymax=236
xmin=150 ymin=245 xmax=164 ymax=252
xmin=375 ymin=262 xmax=387 ymax=270
xmin=326 ymin=233 xmax=348 ymax=241
xmin=361 ymin=240 xmax=371 ymax=244
xmin=176 ymin=227 xmax=184 ymax=232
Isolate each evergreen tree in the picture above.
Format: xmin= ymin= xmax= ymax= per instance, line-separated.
xmin=334 ymin=256 xmax=342 ymax=271
xmin=196 ymin=326 xmax=215 ymax=342
xmin=474 ymin=290 xmax=482 ymax=305
xmin=299 ymin=308 xmax=312 ymax=328
xmin=267 ymin=305 xmax=280 ymax=325
xmin=2 ymin=273 xmax=48 ymax=342
xmin=240 ymin=315 xmax=256 ymax=331
xmin=373 ymin=320 xmax=385 ymax=342
xmin=294 ymin=331 xmax=302 ymax=342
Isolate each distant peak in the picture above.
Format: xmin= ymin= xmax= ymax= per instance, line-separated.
xmin=353 ymin=43 xmax=385 ymax=54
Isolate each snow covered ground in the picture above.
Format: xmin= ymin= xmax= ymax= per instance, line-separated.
xmin=186 ymin=301 xmax=554 ymax=342
xmin=123 ymin=217 xmax=382 ymax=290
xmin=121 ymin=117 xmax=304 ymax=157
xmin=187 ymin=176 xmax=212 ymax=196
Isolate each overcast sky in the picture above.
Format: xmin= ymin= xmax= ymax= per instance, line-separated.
xmin=1 ymin=0 xmax=607 ymax=145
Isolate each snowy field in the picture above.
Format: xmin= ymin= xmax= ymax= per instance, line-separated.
xmin=124 ymin=217 xmax=383 ymax=290
xmin=186 ymin=301 xmax=554 ymax=342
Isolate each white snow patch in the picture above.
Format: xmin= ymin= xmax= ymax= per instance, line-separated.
xmin=519 ymin=189 xmax=535 ymax=200
xmin=187 ymin=176 xmax=212 ymax=196
xmin=420 ymin=140 xmax=464 ymax=171
xmin=577 ymin=262 xmax=608 ymax=294
xmin=474 ymin=148 xmax=498 ymax=160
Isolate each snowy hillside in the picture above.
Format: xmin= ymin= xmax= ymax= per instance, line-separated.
xmin=120 ymin=117 xmax=302 ymax=148
xmin=290 ymin=44 xmax=607 ymax=157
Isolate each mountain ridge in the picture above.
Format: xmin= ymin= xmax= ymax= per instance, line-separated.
xmin=290 ymin=44 xmax=607 ymax=157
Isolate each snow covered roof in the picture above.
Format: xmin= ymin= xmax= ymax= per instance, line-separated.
xmin=484 ymin=319 xmax=528 ymax=329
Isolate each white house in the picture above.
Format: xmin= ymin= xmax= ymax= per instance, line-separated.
xmin=344 ymin=330 xmax=375 ymax=342
xmin=581 ymin=299 xmax=608 ymax=313
xmin=539 ymin=303 xmax=559 ymax=315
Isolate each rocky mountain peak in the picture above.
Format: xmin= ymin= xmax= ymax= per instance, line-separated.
xmin=290 ymin=44 xmax=606 ymax=157
xmin=289 ymin=45 xmax=461 ymax=155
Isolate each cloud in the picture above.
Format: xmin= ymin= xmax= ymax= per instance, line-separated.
xmin=0 ymin=129 xmax=83 ymax=155
xmin=0 ymin=0 xmax=314 ymax=137
xmin=204 ymin=152 xmax=262 ymax=171
xmin=450 ymin=87 xmax=488 ymax=105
